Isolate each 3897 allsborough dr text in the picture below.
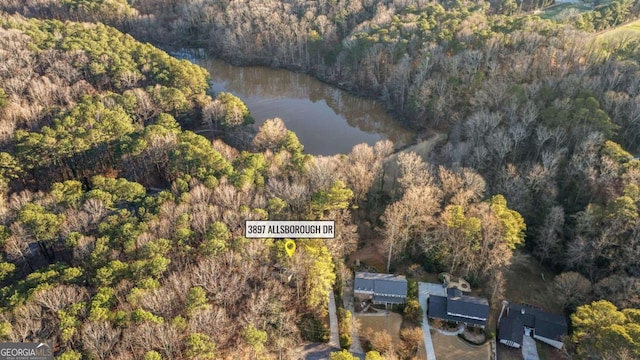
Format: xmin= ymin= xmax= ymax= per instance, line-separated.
xmin=245 ymin=220 xmax=335 ymax=238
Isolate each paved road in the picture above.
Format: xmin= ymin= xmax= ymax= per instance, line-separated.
xmin=328 ymin=291 xmax=340 ymax=348
xmin=418 ymin=282 xmax=438 ymax=360
xmin=522 ymin=334 xmax=540 ymax=360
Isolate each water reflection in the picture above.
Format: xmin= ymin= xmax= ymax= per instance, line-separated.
xmin=195 ymin=56 xmax=415 ymax=155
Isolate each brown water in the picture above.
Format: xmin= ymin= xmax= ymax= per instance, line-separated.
xmin=194 ymin=57 xmax=415 ymax=155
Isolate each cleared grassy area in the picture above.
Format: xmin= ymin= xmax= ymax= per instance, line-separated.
xmin=539 ymin=2 xmax=594 ymax=20
xmin=503 ymin=252 xmax=563 ymax=312
xmin=431 ymin=332 xmax=491 ymax=360
xmin=601 ymin=19 xmax=640 ymax=39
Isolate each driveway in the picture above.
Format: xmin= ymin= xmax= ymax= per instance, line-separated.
xmin=328 ymin=291 xmax=340 ymax=348
xmin=419 ymin=282 xmax=442 ymax=360
xmin=522 ymin=334 xmax=540 ymax=360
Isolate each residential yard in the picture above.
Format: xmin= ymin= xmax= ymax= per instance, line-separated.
xmin=497 ymin=343 xmax=524 ymax=360
xmin=355 ymin=312 xmax=403 ymax=347
xmin=431 ymin=331 xmax=491 ymax=360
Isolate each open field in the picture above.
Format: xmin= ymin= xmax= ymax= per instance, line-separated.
xmin=539 ymin=1 xmax=594 ymax=20
xmin=431 ymin=332 xmax=491 ymax=360
xmin=601 ymin=19 xmax=640 ymax=39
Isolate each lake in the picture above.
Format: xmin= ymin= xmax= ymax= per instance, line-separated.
xmin=190 ymin=54 xmax=415 ymax=155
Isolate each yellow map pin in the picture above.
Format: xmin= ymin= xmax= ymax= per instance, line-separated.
xmin=284 ymin=240 xmax=296 ymax=258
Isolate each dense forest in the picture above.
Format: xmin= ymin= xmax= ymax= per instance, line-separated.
xmin=1 ymin=0 xmax=640 ymax=359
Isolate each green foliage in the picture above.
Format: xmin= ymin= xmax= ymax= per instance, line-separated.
xmin=407 ymin=279 xmax=418 ymax=299
xmin=0 ymin=262 xmax=16 ymax=282
xmin=131 ymin=308 xmax=164 ymax=324
xmin=18 ymin=203 xmax=64 ymax=242
xmin=604 ymin=196 xmax=638 ymax=226
xmin=143 ymin=351 xmax=163 ymax=360
xmin=445 ymin=205 xmax=482 ymax=248
xmin=200 ymin=222 xmax=229 ymax=257
xmin=215 ymin=92 xmax=254 ymax=128
xmin=267 ymin=197 xmax=287 ymax=215
xmin=542 ymin=94 xmax=619 ymax=139
xmin=185 ymin=333 xmax=217 ymax=360
xmin=232 ymin=152 xmax=267 ymax=188
xmin=0 ymin=225 xmax=9 ymax=250
xmin=56 ymin=350 xmax=82 ymax=360
xmin=0 ymin=321 xmax=11 ymax=341
xmin=88 ymin=287 xmax=115 ymax=321
xmin=15 ymin=95 xmax=136 ymax=169
xmin=304 ymin=242 xmax=336 ymax=312
xmin=186 ymin=286 xmax=209 ymax=315
xmin=0 ymin=152 xmax=22 ymax=191
xmin=365 ymin=351 xmax=384 ymax=360
xmin=168 ymin=131 xmax=233 ymax=182
xmin=338 ymin=307 xmax=352 ymax=349
xmin=311 ymin=180 xmax=354 ymax=214
xmin=601 ymin=140 xmax=633 ymax=163
xmin=490 ymin=194 xmax=526 ymax=249
xmin=58 ymin=302 xmax=85 ymax=342
xmin=95 ymin=260 xmax=128 ymax=286
xmin=51 ymin=181 xmax=84 ymax=208
xmin=243 ymin=324 xmax=268 ymax=352
xmin=403 ymin=298 xmax=423 ymax=324
xmin=89 ymin=176 xmax=146 ymax=207
xmin=0 ymin=88 xmax=7 ymax=109
xmin=571 ymin=300 xmax=640 ymax=357
xmin=329 ymin=349 xmax=360 ymax=360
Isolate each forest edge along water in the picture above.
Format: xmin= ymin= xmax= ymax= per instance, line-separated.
xmin=174 ymin=49 xmax=416 ymax=155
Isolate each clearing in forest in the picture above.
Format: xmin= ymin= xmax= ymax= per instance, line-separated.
xmin=600 ymin=19 xmax=640 ymax=39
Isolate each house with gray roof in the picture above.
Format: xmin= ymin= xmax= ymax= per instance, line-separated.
xmin=497 ymin=302 xmax=568 ymax=349
xmin=427 ymin=288 xmax=490 ymax=328
xmin=354 ymin=272 xmax=407 ymax=308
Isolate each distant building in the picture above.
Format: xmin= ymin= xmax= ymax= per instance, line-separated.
xmin=354 ymin=272 xmax=407 ymax=308
xmin=498 ymin=302 xmax=568 ymax=349
xmin=427 ymin=288 xmax=490 ymax=328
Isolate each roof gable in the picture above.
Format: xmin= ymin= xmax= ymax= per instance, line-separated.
xmin=498 ymin=303 xmax=567 ymax=344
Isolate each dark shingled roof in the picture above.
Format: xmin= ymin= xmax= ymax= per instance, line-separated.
xmin=427 ymin=294 xmax=488 ymax=327
xmin=499 ymin=313 xmax=524 ymax=346
xmin=446 ymin=288 xmax=490 ymax=321
xmin=354 ymin=272 xmax=407 ymax=297
xmin=373 ymin=295 xmax=406 ymax=304
xmin=533 ymin=309 xmax=568 ymax=341
xmin=498 ymin=304 xmax=567 ymax=345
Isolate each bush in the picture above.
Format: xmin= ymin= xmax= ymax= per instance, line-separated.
xmin=403 ymin=299 xmax=423 ymax=325
xmin=338 ymin=308 xmax=353 ymax=349
xmin=339 ymin=333 xmax=352 ymax=349
xmin=407 ymin=279 xmax=418 ymax=299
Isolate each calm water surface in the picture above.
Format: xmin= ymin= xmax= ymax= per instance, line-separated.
xmin=194 ymin=57 xmax=415 ymax=155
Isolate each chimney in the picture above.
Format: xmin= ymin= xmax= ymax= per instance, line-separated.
xmin=498 ymin=300 xmax=509 ymax=325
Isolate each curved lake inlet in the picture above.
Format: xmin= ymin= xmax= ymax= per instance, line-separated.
xmin=190 ymin=55 xmax=415 ymax=155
